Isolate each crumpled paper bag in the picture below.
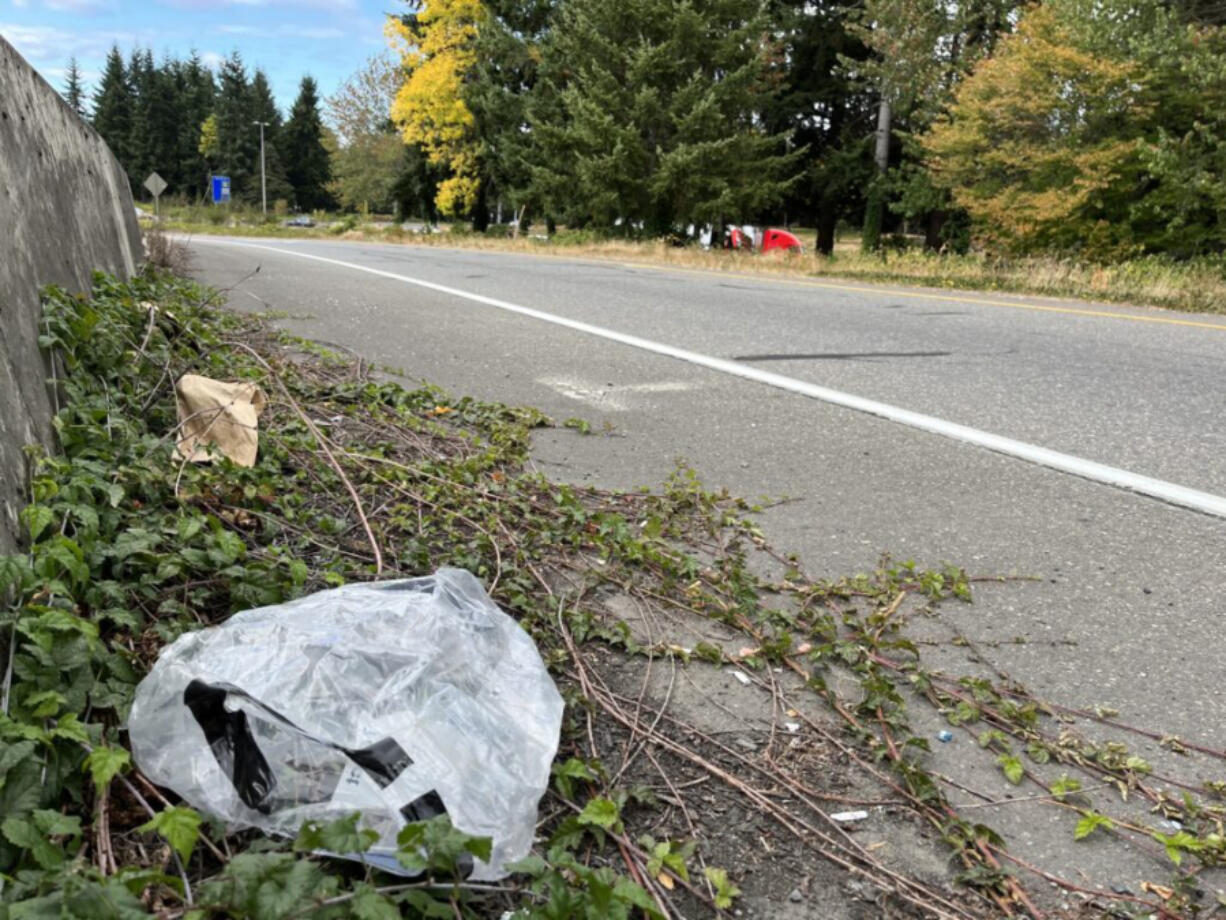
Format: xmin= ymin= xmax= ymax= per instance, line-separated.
xmin=173 ymin=374 xmax=267 ymax=467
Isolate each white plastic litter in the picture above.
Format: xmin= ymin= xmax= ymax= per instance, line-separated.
xmin=830 ymin=810 xmax=870 ymax=823
xmin=128 ymin=569 xmax=563 ymax=879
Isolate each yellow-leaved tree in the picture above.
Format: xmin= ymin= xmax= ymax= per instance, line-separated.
xmin=922 ymin=3 xmax=1150 ymax=257
xmin=387 ymin=0 xmax=486 ymax=217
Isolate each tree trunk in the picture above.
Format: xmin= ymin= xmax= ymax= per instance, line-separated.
xmin=472 ymin=182 xmax=489 ymax=232
xmin=816 ymin=209 xmax=837 ymax=256
xmin=861 ymin=97 xmax=891 ymax=253
xmin=924 ymin=210 xmax=946 ymax=251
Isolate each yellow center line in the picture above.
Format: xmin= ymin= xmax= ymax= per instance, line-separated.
xmin=617 ymin=260 xmax=1226 ymax=332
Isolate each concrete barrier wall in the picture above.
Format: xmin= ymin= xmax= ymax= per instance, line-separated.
xmin=0 ymin=36 xmax=143 ymax=553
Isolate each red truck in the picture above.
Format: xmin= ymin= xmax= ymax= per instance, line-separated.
xmin=727 ymin=225 xmax=804 ymax=253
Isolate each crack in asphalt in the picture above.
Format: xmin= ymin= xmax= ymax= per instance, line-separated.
xmin=733 ymin=350 xmax=952 ymax=362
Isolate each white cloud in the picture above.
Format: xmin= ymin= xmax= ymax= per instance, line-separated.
xmin=281 ymin=25 xmax=344 ymax=39
xmin=43 ymin=0 xmax=115 ymax=12
xmin=199 ymin=49 xmax=224 ymax=69
xmin=213 ymin=21 xmax=347 ymax=41
xmin=41 ymin=64 xmax=102 ymax=83
xmin=0 ymin=22 xmax=154 ymax=62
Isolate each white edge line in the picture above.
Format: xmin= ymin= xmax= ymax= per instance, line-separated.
xmin=195 ymin=237 xmax=1226 ymax=519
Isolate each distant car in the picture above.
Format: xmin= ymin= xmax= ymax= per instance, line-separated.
xmin=728 ymin=225 xmax=803 ymax=254
xmin=283 ymin=215 xmax=315 ymax=228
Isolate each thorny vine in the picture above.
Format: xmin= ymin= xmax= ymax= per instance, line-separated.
xmin=0 ymin=270 xmax=1221 ymax=918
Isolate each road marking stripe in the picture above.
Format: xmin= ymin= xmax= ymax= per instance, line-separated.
xmin=197 ymin=238 xmax=1226 ymax=519
xmin=202 ymin=233 xmax=1226 ymax=332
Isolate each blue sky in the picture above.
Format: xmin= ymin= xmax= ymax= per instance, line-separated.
xmin=0 ymin=0 xmax=397 ymax=113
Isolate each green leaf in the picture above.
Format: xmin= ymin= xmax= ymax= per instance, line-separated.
xmin=463 ymin=832 xmax=493 ymax=863
xmin=22 ymin=505 xmax=55 ymax=542
xmin=552 ymin=757 xmax=597 ymax=799
xmin=2 ymin=810 xmax=80 ymax=869
xmin=997 ymin=753 xmax=1024 ymax=786
xmin=295 ymin=812 xmax=378 ymax=855
xmin=577 ymin=796 xmax=621 ymax=831
xmin=351 ymin=885 xmax=401 ymax=920
xmin=504 ymin=854 xmax=548 ymax=876
xmin=1073 ymin=812 xmax=1114 ymax=841
xmin=253 ymin=858 xmax=328 ymax=919
xmin=23 ymin=689 xmax=67 ymax=718
xmin=1155 ymin=831 xmax=1201 ymax=867
xmin=34 ymin=808 xmax=83 ymax=838
xmin=1024 ymin=741 xmax=1051 ymax=764
xmin=396 ymin=815 xmax=493 ymax=877
xmin=1050 ymin=775 xmax=1082 ymax=799
xmin=613 ymin=876 xmax=663 ymax=915
xmin=84 ymin=746 xmax=131 ymax=793
xmin=139 ymin=806 xmax=202 ymax=864
xmin=703 ymin=866 xmax=742 ymax=909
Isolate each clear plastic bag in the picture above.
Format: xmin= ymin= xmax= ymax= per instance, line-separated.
xmin=128 ymin=569 xmax=563 ymax=879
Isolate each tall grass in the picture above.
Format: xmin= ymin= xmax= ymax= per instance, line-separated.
xmin=809 ymin=249 xmax=1226 ymax=314
xmin=159 ymin=212 xmax=1226 ymax=315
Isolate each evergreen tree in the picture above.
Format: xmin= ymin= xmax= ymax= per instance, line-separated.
xmin=392 ymin=143 xmax=445 ymax=221
xmin=283 ymin=76 xmax=333 ymax=210
xmin=62 ymin=57 xmax=86 ymax=117
xmin=467 ymin=0 xmax=555 ymax=228
xmin=248 ymin=69 xmax=295 ymax=207
xmin=213 ymin=51 xmax=258 ymax=200
xmin=127 ymin=50 xmax=180 ymax=196
xmin=174 ymin=53 xmax=217 ymax=199
xmin=764 ymin=0 xmax=875 ymax=253
xmin=91 ymin=46 xmax=131 ymax=172
xmin=124 ymin=48 xmax=153 ymax=187
xmin=531 ymin=0 xmax=801 ymax=234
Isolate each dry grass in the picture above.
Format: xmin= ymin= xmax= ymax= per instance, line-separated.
xmin=162 ymin=214 xmax=1226 ymax=315
xmin=397 ymin=234 xmax=1226 ymax=314
xmin=142 ymin=226 xmax=193 ymax=273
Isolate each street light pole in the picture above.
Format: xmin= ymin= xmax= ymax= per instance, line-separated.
xmin=253 ymin=120 xmax=268 ymax=217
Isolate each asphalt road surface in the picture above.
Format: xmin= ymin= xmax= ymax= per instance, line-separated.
xmin=186 ymin=235 xmax=1226 ymax=897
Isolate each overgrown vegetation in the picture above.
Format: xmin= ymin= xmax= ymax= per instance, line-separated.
xmin=151 ymin=212 xmax=1226 ymax=314
xmin=1 ymin=271 xmax=1222 ymax=918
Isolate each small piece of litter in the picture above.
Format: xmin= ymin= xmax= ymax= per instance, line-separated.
xmin=730 ymin=670 xmax=752 ymax=686
xmin=937 ymin=730 xmax=954 ymax=743
xmin=785 ymin=722 xmax=801 ymax=733
xmin=830 ymin=810 xmax=869 ymax=823
xmin=788 ymin=889 xmax=804 ymax=903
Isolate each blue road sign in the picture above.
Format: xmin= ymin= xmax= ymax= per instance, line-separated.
xmin=211 ymin=175 xmax=231 ymax=204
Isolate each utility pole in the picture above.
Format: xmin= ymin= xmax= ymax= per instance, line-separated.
xmin=253 ymin=121 xmax=268 ymax=217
